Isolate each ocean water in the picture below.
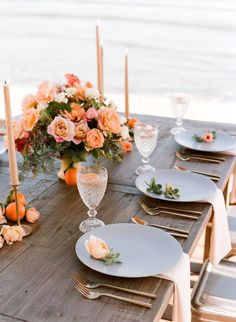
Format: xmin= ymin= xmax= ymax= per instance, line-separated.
xmin=0 ymin=0 xmax=236 ymax=122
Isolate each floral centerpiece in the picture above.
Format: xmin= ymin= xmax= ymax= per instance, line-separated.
xmin=13 ymin=74 xmax=136 ymax=176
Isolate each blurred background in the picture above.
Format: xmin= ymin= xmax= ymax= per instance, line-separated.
xmin=0 ymin=0 xmax=236 ymax=123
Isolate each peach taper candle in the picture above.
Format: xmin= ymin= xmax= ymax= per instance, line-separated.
xmin=3 ymin=81 xmax=19 ymax=186
xmin=125 ymin=49 xmax=129 ymax=119
xmin=96 ymin=20 xmax=102 ymax=94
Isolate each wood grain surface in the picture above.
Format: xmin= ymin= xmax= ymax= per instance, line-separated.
xmin=0 ymin=116 xmax=235 ymax=322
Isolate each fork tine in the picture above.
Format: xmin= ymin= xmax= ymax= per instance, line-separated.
xmin=75 ymin=284 xmax=89 ymax=297
xmin=77 ymin=281 xmax=91 ymax=295
xmin=71 ymin=272 xmax=87 ymax=284
xmin=75 ymin=284 xmax=86 ymax=296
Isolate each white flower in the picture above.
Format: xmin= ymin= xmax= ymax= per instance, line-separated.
xmin=37 ymin=102 xmax=48 ymax=112
xmin=66 ymin=87 xmax=78 ymax=97
xmin=109 ymin=100 xmax=117 ymax=110
xmin=85 ymin=88 xmax=99 ymax=99
xmin=120 ymin=125 xmax=130 ymax=140
xmin=55 ymin=92 xmax=68 ymax=104
xmin=119 ymin=115 xmax=127 ymax=125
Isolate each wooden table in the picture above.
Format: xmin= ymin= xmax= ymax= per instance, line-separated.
xmin=0 ymin=116 xmax=235 ymax=322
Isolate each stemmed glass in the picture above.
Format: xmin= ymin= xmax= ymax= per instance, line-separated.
xmin=134 ymin=123 xmax=158 ymax=175
xmin=170 ymin=93 xmax=190 ymax=135
xmin=77 ymin=165 xmax=108 ymax=233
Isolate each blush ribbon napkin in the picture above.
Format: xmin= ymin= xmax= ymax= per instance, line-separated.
xmin=229 ymin=150 xmax=236 ymax=204
xmin=154 ymin=253 xmax=191 ymax=322
xmin=206 ymin=187 xmax=231 ymax=266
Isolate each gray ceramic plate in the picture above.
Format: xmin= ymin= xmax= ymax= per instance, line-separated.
xmin=174 ymin=130 xmax=236 ymax=152
xmin=135 ymin=169 xmax=216 ymax=202
xmin=75 ymin=223 xmax=182 ymax=278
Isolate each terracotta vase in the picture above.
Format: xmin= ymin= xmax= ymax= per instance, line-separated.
xmin=57 ymin=159 xmax=80 ymax=180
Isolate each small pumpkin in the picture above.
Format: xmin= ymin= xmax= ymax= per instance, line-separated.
xmin=10 ymin=191 xmax=26 ymax=205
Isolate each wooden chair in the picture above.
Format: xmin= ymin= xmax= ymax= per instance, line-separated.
xmin=191 ymin=259 xmax=236 ymax=321
xmin=225 ymin=206 xmax=236 ymax=258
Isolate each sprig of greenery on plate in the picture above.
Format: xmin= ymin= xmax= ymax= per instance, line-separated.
xmin=145 ymin=178 xmax=180 ymax=200
xmin=101 ymin=249 xmax=122 ymax=266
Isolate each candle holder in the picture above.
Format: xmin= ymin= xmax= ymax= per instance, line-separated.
xmin=12 ymin=185 xmax=32 ymax=237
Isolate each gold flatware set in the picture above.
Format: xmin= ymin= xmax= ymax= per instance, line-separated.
xmin=71 ymin=272 xmax=155 ymax=308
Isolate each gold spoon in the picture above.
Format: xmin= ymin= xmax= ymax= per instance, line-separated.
xmin=131 ymin=216 xmax=189 ymax=238
xmin=174 ymin=165 xmax=220 ymax=182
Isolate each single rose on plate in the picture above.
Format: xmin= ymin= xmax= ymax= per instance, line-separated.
xmin=193 ymin=131 xmax=216 ymax=143
xmin=85 ymin=234 xmax=121 ymax=266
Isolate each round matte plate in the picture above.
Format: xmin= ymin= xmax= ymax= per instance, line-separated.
xmin=174 ymin=130 xmax=236 ymax=152
xmin=75 ymin=223 xmax=182 ymax=278
xmin=135 ymin=169 xmax=216 ymax=202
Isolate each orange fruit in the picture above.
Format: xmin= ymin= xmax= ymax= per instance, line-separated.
xmin=128 ymin=118 xmax=139 ymax=128
xmin=11 ymin=192 xmax=26 ymax=205
xmin=64 ymin=168 xmax=78 ymax=186
xmin=5 ymin=202 xmax=26 ymax=222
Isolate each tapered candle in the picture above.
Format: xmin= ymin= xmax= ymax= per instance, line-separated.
xmin=125 ymin=49 xmax=129 ymax=119
xmin=100 ymin=40 xmax=104 ymax=97
xmin=3 ymin=81 xmax=19 ymax=186
xmin=96 ymin=20 xmax=101 ymax=93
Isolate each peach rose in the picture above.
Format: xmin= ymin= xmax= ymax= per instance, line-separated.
xmin=13 ymin=120 xmax=24 ymax=139
xmin=85 ymin=81 xmax=93 ymax=88
xmin=65 ymin=103 xmax=85 ymax=122
xmin=47 ymin=116 xmax=75 ymax=142
xmin=22 ymin=108 xmax=39 ymax=131
xmin=26 ymin=207 xmax=40 ymax=223
xmin=22 ymin=94 xmax=37 ymax=111
xmin=85 ymin=107 xmax=98 ymax=120
xmin=85 ymin=235 xmax=109 ymax=259
xmin=121 ymin=141 xmax=133 ymax=153
xmin=72 ymin=120 xmax=89 ymax=144
xmin=0 ymin=236 xmax=4 ymax=248
xmin=35 ymin=81 xmax=58 ymax=103
xmin=202 ymin=132 xmax=214 ymax=143
xmin=1 ymin=225 xmax=25 ymax=245
xmin=0 ymin=204 xmax=5 ymax=216
xmin=128 ymin=118 xmax=139 ymax=128
xmin=85 ymin=129 xmax=104 ymax=150
xmin=0 ymin=215 xmax=7 ymax=225
xmin=98 ymin=108 xmax=121 ymax=134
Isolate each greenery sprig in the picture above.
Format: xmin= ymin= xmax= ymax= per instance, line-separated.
xmin=100 ymin=249 xmax=122 ymax=266
xmin=146 ymin=178 xmax=180 ymax=199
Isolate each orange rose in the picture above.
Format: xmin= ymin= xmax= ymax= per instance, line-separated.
xmin=86 ymin=129 xmax=104 ymax=150
xmin=35 ymin=81 xmax=58 ymax=103
xmin=22 ymin=108 xmax=39 ymax=131
xmin=65 ymin=103 xmax=85 ymax=122
xmin=121 ymin=141 xmax=133 ymax=153
xmin=22 ymin=94 xmax=37 ymax=111
xmin=98 ymin=108 xmax=121 ymax=134
xmin=128 ymin=118 xmax=139 ymax=128
xmin=202 ymin=132 xmax=214 ymax=143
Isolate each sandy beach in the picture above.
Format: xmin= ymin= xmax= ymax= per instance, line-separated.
xmin=0 ymin=0 xmax=235 ymax=124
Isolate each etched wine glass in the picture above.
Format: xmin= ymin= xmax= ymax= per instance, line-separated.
xmin=170 ymin=93 xmax=190 ymax=135
xmin=77 ymin=165 xmax=108 ymax=233
xmin=134 ymin=123 xmax=158 ymax=175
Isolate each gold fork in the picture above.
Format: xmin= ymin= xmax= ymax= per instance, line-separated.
xmin=71 ymin=272 xmax=157 ymax=298
xmin=140 ymin=202 xmax=199 ymax=220
xmin=74 ymin=282 xmax=152 ymax=308
xmin=176 ymin=151 xmax=221 ymax=163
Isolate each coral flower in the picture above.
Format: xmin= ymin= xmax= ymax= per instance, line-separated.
xmin=73 ymin=120 xmax=89 ymax=144
xmin=22 ymin=94 xmax=37 ymax=111
xmin=35 ymin=81 xmax=58 ymax=103
xmin=22 ymin=108 xmax=39 ymax=131
xmin=85 ymin=235 xmax=109 ymax=259
xmin=98 ymin=108 xmax=121 ymax=134
xmin=202 ymin=132 xmax=214 ymax=143
xmin=65 ymin=103 xmax=85 ymax=122
xmin=47 ymin=116 xmax=75 ymax=142
xmin=26 ymin=208 xmax=40 ymax=223
xmin=121 ymin=141 xmax=133 ymax=153
xmin=1 ymin=225 xmax=25 ymax=245
xmin=65 ymin=73 xmax=81 ymax=87
xmin=85 ymin=129 xmax=104 ymax=150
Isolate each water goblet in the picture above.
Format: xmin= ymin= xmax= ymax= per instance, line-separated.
xmin=134 ymin=123 xmax=158 ymax=175
xmin=170 ymin=93 xmax=190 ymax=135
xmin=77 ymin=165 xmax=108 ymax=233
